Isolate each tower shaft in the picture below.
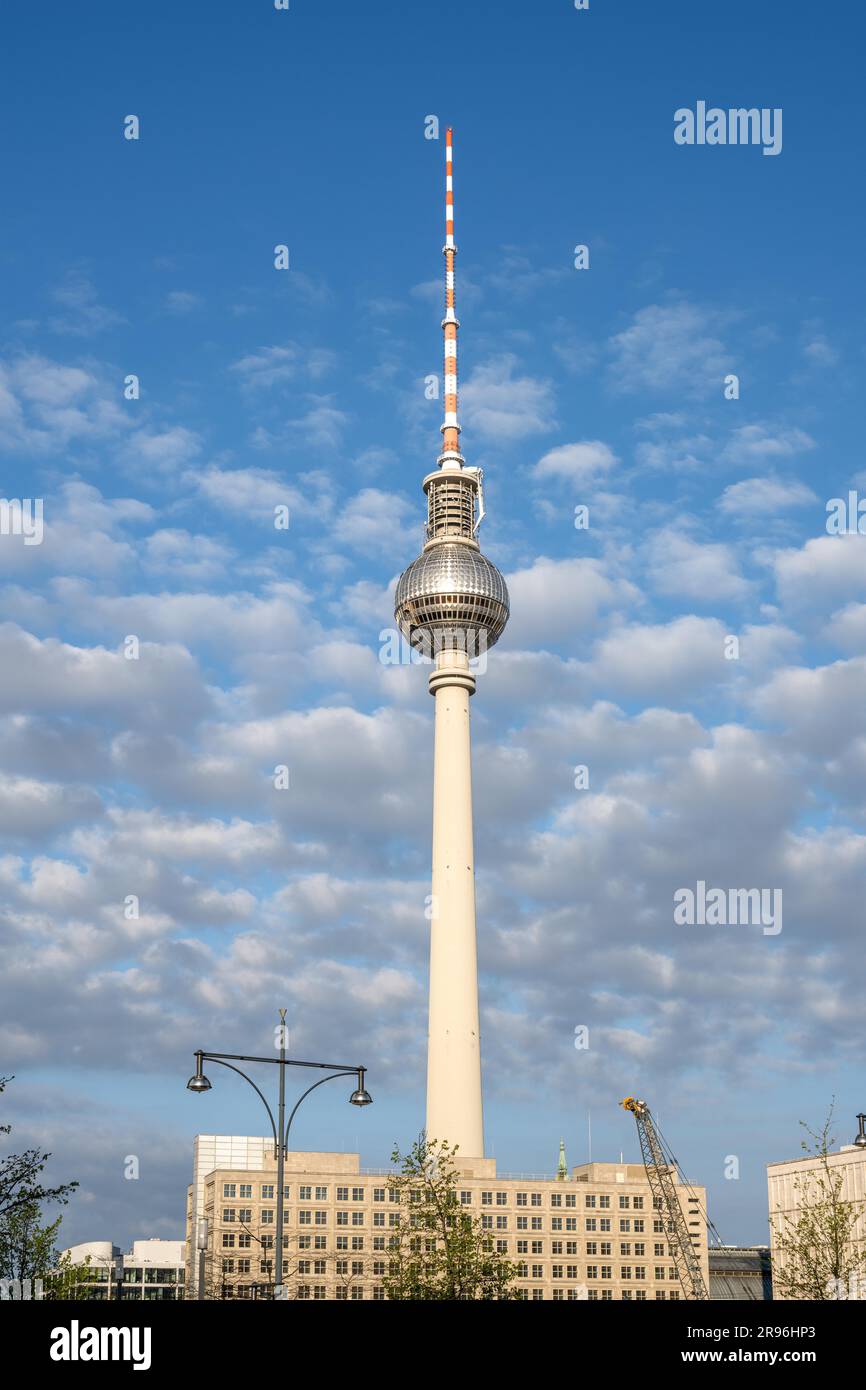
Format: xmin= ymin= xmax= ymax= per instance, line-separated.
xmin=427 ymin=649 xmax=483 ymax=1156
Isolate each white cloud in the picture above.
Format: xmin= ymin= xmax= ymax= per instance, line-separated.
xmin=721 ymin=423 xmax=815 ymax=465
xmin=608 ymin=301 xmax=732 ymax=396
xmin=460 ymin=355 xmax=556 ymax=442
xmin=531 ymin=440 xmax=618 ymax=485
xmin=718 ymin=475 xmax=818 ymax=517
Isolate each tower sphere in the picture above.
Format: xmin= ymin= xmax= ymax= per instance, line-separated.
xmin=394 ymin=537 xmax=510 ymax=653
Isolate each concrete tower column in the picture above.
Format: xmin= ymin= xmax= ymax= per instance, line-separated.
xmin=426 ymin=647 xmax=483 ymax=1158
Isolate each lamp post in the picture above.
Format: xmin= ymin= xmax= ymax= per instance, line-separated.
xmin=187 ymin=1010 xmax=372 ymax=1298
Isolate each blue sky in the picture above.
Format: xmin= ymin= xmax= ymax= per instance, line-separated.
xmin=1 ymin=0 xmax=865 ymax=1252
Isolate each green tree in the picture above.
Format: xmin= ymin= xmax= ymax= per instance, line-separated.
xmin=0 ymin=1200 xmax=62 ymax=1285
xmin=383 ymin=1134 xmax=520 ymax=1300
xmin=770 ymin=1102 xmax=866 ymax=1300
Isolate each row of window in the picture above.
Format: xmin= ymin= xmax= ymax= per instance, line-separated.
xmin=217 ymin=1208 xmax=681 ymax=1239
xmin=221 ymin=1282 xmax=681 ymax=1301
xmin=219 ymin=1229 xmax=681 ymax=1264
xmin=219 ymin=1183 xmax=674 ymax=1209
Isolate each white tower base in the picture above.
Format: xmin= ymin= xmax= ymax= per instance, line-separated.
xmin=426 ymin=647 xmax=484 ymax=1158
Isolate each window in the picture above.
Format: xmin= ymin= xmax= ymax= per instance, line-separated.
xmin=337 ymin=1211 xmax=348 ymax=1226
xmin=351 ymin=1212 xmax=364 ymax=1226
xmin=567 ymin=1241 xmax=578 ymax=1255
xmin=585 ymin=1195 xmax=596 ymax=1208
xmin=619 ymin=1196 xmax=630 ymax=1209
xmin=373 ymin=1211 xmax=385 ymax=1228
xmin=223 ymin=1184 xmax=236 ymax=1198
xmin=496 ymin=1240 xmax=508 ymax=1253
xmin=633 ymin=1196 xmax=644 ymax=1210
xmin=585 ymin=1219 xmax=597 ymax=1232
xmin=517 ymin=1192 xmax=527 ymax=1206
xmin=567 ymin=1264 xmax=578 ymax=1279
xmin=299 ymin=1185 xmax=311 ymax=1200
xmin=460 ymin=1190 xmax=472 ymax=1205
xmin=261 ymin=1185 xmax=274 ymax=1200
xmin=222 ymin=1258 xmax=234 ymax=1273
xmin=337 ymin=1187 xmax=349 ymax=1201
xmin=238 ymin=1258 xmax=250 ymax=1274
xmin=634 ymin=1220 xmax=644 ymax=1233
xmin=314 ymin=1210 xmax=327 ymax=1226
xmin=238 ymin=1234 xmax=251 ymax=1249
xmin=635 ymin=1243 xmax=645 ymax=1255
xmin=586 ymin=1241 xmax=597 ymax=1255
xmin=352 ymin=1260 xmax=364 ymax=1275
xmin=221 ymin=1234 xmax=235 ymax=1248
xmin=620 ymin=1220 xmax=631 ymax=1233
xmin=531 ymin=1217 xmax=542 ymax=1230
xmin=654 ymin=1266 xmax=665 ymax=1280
xmin=565 ymin=1194 xmax=576 ymax=1208
xmin=621 ymin=1266 xmax=632 ymax=1280
xmin=481 ymin=1192 xmax=492 ymax=1206
xmin=351 ymin=1237 xmax=364 ymax=1251
xmin=586 ymin=1265 xmax=598 ymax=1279
xmin=222 ymin=1208 xmax=236 ymax=1223
xmin=353 ymin=1187 xmax=365 ymax=1202
xmin=373 ymin=1188 xmax=385 ymax=1203
xmin=531 ymin=1193 xmax=542 ymax=1207
xmin=531 ymin=1240 xmax=543 ymax=1254
xmin=552 ymin=1264 xmax=563 ymax=1279
xmin=635 ymin=1266 xmax=646 ymax=1280
xmin=551 ymin=1217 xmax=562 ymax=1231
xmin=261 ymin=1209 xmax=275 ymax=1225
xmin=296 ymin=1211 xmax=309 ymax=1226
xmin=517 ymin=1240 xmax=528 ymax=1254
xmin=600 ymin=1219 xmax=611 ymax=1232
xmin=621 ymin=1243 xmax=631 ymax=1256
xmin=389 ymin=1213 xmax=400 ymax=1228
xmin=239 ymin=1184 xmax=251 ymax=1199
xmin=599 ymin=1195 xmax=610 ymax=1209
xmin=238 ymin=1209 xmax=251 ymax=1224
xmin=565 ymin=1218 xmax=577 ymax=1231
xmin=315 ymin=1186 xmax=328 ymax=1201
xmin=336 ymin=1237 xmax=348 ymax=1251
xmin=496 ymin=1191 xmax=507 ymax=1206
xmin=517 ymin=1217 xmax=528 ymax=1230
xmin=600 ymin=1242 xmax=611 ymax=1256
xmin=481 ymin=1214 xmax=493 ymax=1230
xmin=601 ymin=1265 xmax=612 ymax=1280
xmin=389 ymin=1189 xmax=400 ymax=1204
xmin=552 ymin=1240 xmax=563 ymax=1254
xmin=551 ymin=1193 xmax=562 ymax=1207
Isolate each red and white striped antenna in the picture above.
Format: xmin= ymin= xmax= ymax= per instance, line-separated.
xmin=440 ymin=127 xmax=461 ymax=464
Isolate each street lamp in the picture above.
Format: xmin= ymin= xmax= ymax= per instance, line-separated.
xmin=186 ymin=1011 xmax=371 ymax=1298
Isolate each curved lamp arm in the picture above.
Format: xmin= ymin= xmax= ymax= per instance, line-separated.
xmin=206 ymin=1057 xmax=279 ymax=1155
xmin=284 ymin=1070 xmax=356 ymax=1151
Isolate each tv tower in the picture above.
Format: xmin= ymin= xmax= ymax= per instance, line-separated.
xmin=394 ymin=130 xmax=509 ymax=1158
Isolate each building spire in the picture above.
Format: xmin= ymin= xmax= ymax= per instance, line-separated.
xmin=557 ymin=1138 xmax=568 ymax=1181
xmin=441 ymin=127 xmax=461 ymax=464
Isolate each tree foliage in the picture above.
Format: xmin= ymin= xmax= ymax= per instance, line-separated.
xmin=383 ymin=1134 xmax=520 ymax=1301
xmin=771 ymin=1101 xmax=866 ymax=1300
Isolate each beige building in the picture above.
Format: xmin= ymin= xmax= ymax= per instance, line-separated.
xmin=767 ymin=1119 xmax=866 ymax=1297
xmin=185 ymin=1135 xmax=708 ymax=1301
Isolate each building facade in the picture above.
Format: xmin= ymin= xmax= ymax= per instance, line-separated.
xmin=61 ymin=1238 xmax=185 ymax=1300
xmin=709 ymin=1246 xmax=772 ymax=1300
xmin=767 ymin=1127 xmax=866 ymax=1298
xmin=185 ymin=1136 xmax=708 ymax=1301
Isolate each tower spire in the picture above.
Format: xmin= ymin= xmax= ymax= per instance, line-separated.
xmin=441 ymin=127 xmax=461 ymax=464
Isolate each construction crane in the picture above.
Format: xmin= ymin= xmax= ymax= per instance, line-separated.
xmin=621 ymin=1096 xmax=710 ymax=1301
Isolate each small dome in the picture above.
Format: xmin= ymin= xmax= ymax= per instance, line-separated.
xmin=394 ymin=541 xmax=510 ymax=652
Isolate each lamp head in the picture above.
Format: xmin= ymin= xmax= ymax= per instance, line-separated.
xmin=349 ymin=1068 xmax=372 ymax=1108
xmin=187 ymin=1051 xmax=212 ymax=1093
